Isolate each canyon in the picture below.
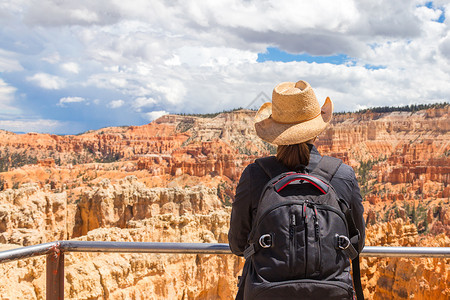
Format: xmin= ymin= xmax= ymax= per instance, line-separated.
xmin=0 ymin=104 xmax=448 ymax=299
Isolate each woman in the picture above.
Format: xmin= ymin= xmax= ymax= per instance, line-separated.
xmin=228 ymin=80 xmax=365 ymax=299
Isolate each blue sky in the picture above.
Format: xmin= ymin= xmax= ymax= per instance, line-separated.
xmin=0 ymin=0 xmax=449 ymax=134
xmin=257 ymin=48 xmax=353 ymax=65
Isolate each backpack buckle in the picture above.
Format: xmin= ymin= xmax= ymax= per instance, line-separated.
xmin=259 ymin=234 xmax=272 ymax=248
xmin=336 ymin=235 xmax=351 ymax=250
xmin=335 ymin=234 xmax=359 ymax=260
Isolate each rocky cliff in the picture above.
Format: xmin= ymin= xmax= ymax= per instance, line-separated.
xmin=0 ymin=177 xmax=241 ymax=299
xmin=363 ymin=218 xmax=449 ymax=299
xmin=0 ymin=178 xmax=447 ymax=299
xmin=0 ymin=104 xmax=448 ymax=299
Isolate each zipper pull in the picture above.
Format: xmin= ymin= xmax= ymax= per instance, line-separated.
xmin=289 ymin=213 xmax=295 ymax=239
xmin=290 ymin=214 xmax=296 ymax=226
xmin=303 ymin=204 xmax=308 ymax=224
xmin=313 ymin=206 xmax=319 ymax=241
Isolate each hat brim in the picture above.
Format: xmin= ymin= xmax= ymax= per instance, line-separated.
xmin=254 ymin=97 xmax=333 ymax=145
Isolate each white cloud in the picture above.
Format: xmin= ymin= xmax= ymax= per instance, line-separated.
xmin=439 ymin=33 xmax=450 ymax=60
xmin=0 ymin=78 xmax=16 ymax=103
xmin=0 ymin=49 xmax=23 ymax=72
xmin=109 ymin=77 xmax=127 ymax=88
xmin=0 ymin=0 xmax=449 ymax=135
xmin=184 ymin=0 xmax=360 ymax=34
xmin=27 ymin=73 xmax=66 ymax=90
xmin=173 ymin=46 xmax=257 ymax=67
xmin=57 ymin=96 xmax=86 ymax=106
xmin=164 ymin=55 xmax=181 ymax=66
xmin=61 ymin=62 xmax=80 ymax=74
xmin=24 ymin=0 xmax=120 ymax=26
xmin=144 ymin=110 xmax=169 ymax=121
xmin=132 ymin=97 xmax=157 ymax=111
xmin=0 ymin=78 xmax=22 ymax=116
xmin=42 ymin=52 xmax=61 ymax=64
xmin=65 ymin=1 xmax=447 ymax=108
xmin=108 ymin=99 xmax=124 ymax=108
xmin=0 ymin=119 xmax=65 ymax=134
xmin=152 ymin=80 xmax=186 ymax=105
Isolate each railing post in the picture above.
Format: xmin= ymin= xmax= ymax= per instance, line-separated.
xmin=46 ymin=243 xmax=64 ymax=300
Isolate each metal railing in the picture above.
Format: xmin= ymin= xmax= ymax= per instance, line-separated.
xmin=0 ymin=241 xmax=449 ymax=300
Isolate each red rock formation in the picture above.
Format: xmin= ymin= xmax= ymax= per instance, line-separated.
xmin=0 ymin=105 xmax=448 ymax=299
xmin=363 ymin=218 xmax=449 ymax=300
xmin=37 ymin=158 xmax=55 ymax=167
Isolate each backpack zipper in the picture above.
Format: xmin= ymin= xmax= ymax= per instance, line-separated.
xmin=313 ymin=205 xmax=321 ymax=273
xmin=253 ymin=200 xmax=306 ymax=231
xmin=289 ymin=213 xmax=296 ymax=274
xmin=314 ymin=203 xmax=349 ymax=233
xmin=303 ymin=204 xmax=308 ymax=277
xmin=249 ymin=200 xmax=306 ymax=245
xmin=313 ymin=206 xmax=319 ymax=242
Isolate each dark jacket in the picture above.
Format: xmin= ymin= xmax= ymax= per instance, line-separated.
xmin=228 ymin=145 xmax=365 ymax=296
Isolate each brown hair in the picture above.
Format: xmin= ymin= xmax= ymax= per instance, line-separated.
xmin=276 ymin=143 xmax=311 ymax=170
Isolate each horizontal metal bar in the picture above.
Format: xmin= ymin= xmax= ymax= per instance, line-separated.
xmin=0 ymin=242 xmax=59 ymax=264
xmin=1 ymin=241 xmax=449 ymax=265
xmin=361 ymin=246 xmax=450 ymax=258
xmin=61 ymin=242 xmax=450 ymax=258
xmin=59 ymin=241 xmax=232 ymax=255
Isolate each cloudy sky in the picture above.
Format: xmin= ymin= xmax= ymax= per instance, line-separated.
xmin=0 ymin=0 xmax=449 ymax=134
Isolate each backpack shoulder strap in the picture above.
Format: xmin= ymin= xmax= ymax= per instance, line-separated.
xmin=311 ymin=155 xmax=342 ymax=181
xmin=255 ymin=156 xmax=290 ymax=179
xmin=244 ymin=156 xmax=290 ymax=260
xmin=353 ymin=256 xmax=364 ymax=300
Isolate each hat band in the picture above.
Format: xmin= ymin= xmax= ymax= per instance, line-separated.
xmin=271 ymin=111 xmax=322 ymax=125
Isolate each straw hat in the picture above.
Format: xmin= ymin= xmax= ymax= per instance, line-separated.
xmin=254 ymin=80 xmax=333 ymax=145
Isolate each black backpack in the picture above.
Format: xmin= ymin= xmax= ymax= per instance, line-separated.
xmin=241 ymin=156 xmax=363 ymax=300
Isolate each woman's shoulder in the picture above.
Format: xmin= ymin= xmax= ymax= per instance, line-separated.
xmin=334 ymin=162 xmax=357 ymax=182
xmin=239 ymin=157 xmax=276 ymax=183
xmin=245 ymin=158 xmax=272 ymax=175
